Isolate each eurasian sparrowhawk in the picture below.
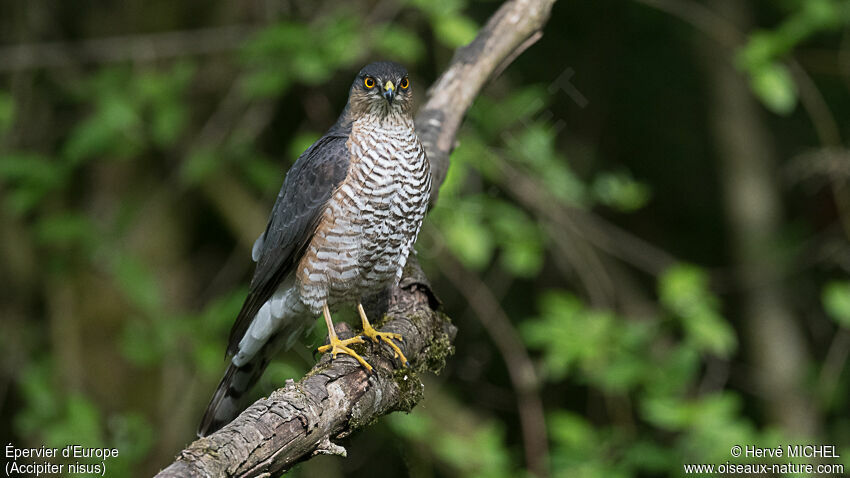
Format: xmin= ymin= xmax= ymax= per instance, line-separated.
xmin=198 ymin=61 xmax=431 ymax=436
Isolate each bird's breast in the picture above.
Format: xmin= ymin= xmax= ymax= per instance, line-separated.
xmin=296 ymin=117 xmax=431 ymax=312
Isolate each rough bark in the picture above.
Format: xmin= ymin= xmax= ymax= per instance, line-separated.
xmin=156 ymin=0 xmax=557 ymax=476
xmin=416 ymin=0 xmax=557 ymax=203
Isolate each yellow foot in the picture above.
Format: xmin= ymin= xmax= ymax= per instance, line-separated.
xmin=317 ymin=335 xmax=373 ymax=372
xmin=361 ymin=323 xmax=409 ymax=367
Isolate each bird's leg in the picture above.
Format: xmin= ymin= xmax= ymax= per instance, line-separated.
xmin=357 ymin=303 xmax=408 ymax=366
xmin=317 ymin=304 xmax=372 ymax=371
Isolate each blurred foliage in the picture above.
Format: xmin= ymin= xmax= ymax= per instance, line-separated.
xmin=823 ymin=280 xmax=850 ymax=328
xmin=737 ymin=0 xmax=850 ymax=114
xmin=1 ymin=0 xmax=850 ymax=477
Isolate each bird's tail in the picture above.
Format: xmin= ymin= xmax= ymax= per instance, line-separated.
xmin=197 ymin=314 xmax=309 ymax=437
xmin=197 ymin=353 xmax=272 ymax=437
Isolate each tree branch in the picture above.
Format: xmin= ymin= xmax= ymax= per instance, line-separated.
xmin=158 ymin=261 xmax=452 ymax=477
xmin=433 ymin=248 xmax=549 ymax=478
xmin=156 ymin=0 xmax=557 ymax=475
xmin=0 ymin=25 xmax=253 ymax=72
xmin=417 ymin=0 xmax=557 ymax=202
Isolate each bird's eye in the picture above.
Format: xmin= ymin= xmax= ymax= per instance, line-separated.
xmin=400 ymin=77 xmax=409 ymax=89
xmin=364 ymin=77 xmax=376 ymax=88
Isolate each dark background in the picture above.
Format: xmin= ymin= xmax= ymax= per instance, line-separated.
xmin=1 ymin=0 xmax=849 ymax=476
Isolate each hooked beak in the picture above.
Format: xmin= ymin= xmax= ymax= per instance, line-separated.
xmin=383 ymin=80 xmax=395 ymax=103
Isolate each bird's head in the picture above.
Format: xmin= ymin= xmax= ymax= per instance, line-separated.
xmin=347 ymin=61 xmax=413 ymax=118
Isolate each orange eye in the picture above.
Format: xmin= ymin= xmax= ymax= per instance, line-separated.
xmin=364 ymin=77 xmax=376 ymax=88
xmin=400 ymin=77 xmax=409 ymax=89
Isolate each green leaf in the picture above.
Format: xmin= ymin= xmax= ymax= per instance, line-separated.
xmin=659 ymin=265 xmax=710 ymax=313
xmin=749 ymin=62 xmax=797 ymax=115
xmin=149 ymin=101 xmax=187 ymax=147
xmin=549 ymin=411 xmax=595 ymax=450
xmin=443 ymin=211 xmax=494 ymax=270
xmin=242 ymin=22 xmax=310 ymax=64
xmin=500 ymin=239 xmax=543 ymax=277
xmin=190 ymin=288 xmax=248 ymax=374
xmin=120 ymin=318 xmax=162 ymax=366
xmin=823 ymin=281 xmax=850 ymax=328
xmin=0 ymin=153 xmax=67 ymax=215
xmin=260 ymin=361 xmax=306 ymax=388
xmin=239 ymin=154 xmax=283 ymax=193
xmin=622 ymin=439 xmax=677 ymax=472
xmin=659 ymin=265 xmax=737 ymax=356
xmin=388 ymin=411 xmax=432 ymax=440
xmin=316 ymin=14 xmax=365 ymax=70
xmin=14 ymin=360 xmax=60 ymax=435
xmin=487 ymin=200 xmax=544 ymax=276
xmin=0 ymin=91 xmax=14 ymax=134
xmin=737 ymin=31 xmax=780 ymax=70
xmin=240 ymin=70 xmax=291 ymax=99
xmin=641 ymin=395 xmax=690 ymax=430
xmin=371 ymin=24 xmax=426 ymax=63
xmin=110 ymin=413 xmax=155 ymax=462
xmin=644 ymin=345 xmax=700 ymax=397
xmin=468 ymin=86 xmax=549 ymax=140
xmin=289 ymin=131 xmax=322 ymax=159
xmin=0 ymin=152 xmax=65 ymax=184
xmin=47 ymin=394 xmax=102 ymax=448
xmin=35 ymin=213 xmax=98 ymax=249
xmin=434 ymin=422 xmax=511 ymax=476
xmin=239 ymin=15 xmax=364 ymax=99
xmin=434 ymin=15 xmax=478 ymax=47
xmin=180 ymin=148 xmax=220 ymax=185
xmin=436 ymin=139 xmax=475 ymax=199
xmin=521 ymin=291 xmax=615 ymax=381
xmin=291 ymin=52 xmax=336 ymax=84
xmin=505 ymin=124 xmax=588 ymax=206
xmin=63 ymin=95 xmax=141 ymax=164
xmin=409 ymin=0 xmax=468 ymax=18
xmin=7 ymin=187 xmax=50 ymax=215
xmin=112 ymin=253 xmax=163 ymax=316
xmin=592 ymin=172 xmax=652 ymax=212
xmin=684 ymin=311 xmax=737 ymax=358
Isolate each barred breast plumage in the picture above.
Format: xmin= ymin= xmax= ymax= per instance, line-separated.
xmin=297 ymin=113 xmax=431 ymax=312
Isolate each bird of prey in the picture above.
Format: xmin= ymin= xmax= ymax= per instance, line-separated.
xmin=197 ymin=61 xmax=432 ymax=437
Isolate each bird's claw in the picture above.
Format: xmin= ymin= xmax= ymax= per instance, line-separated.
xmin=317 ymin=335 xmax=373 ymax=371
xmin=361 ymin=325 xmax=408 ymax=367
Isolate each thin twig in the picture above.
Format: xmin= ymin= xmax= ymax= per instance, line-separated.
xmin=789 ymin=60 xmax=842 ymax=147
xmin=818 ymin=329 xmax=850 ymax=400
xmin=434 ymin=243 xmax=550 ymax=478
xmin=496 ymin=158 xmax=677 ymax=276
xmin=631 ymin=0 xmax=743 ymax=46
xmin=0 ymin=25 xmax=255 ymax=72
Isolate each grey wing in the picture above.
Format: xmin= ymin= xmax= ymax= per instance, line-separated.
xmin=226 ymin=133 xmax=351 ymax=355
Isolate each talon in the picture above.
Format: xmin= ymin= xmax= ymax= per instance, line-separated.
xmin=318 ymin=335 xmax=372 ymax=371
xmin=357 ymin=303 xmax=409 ymax=367
xmin=361 ymin=325 xmax=408 ymax=366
